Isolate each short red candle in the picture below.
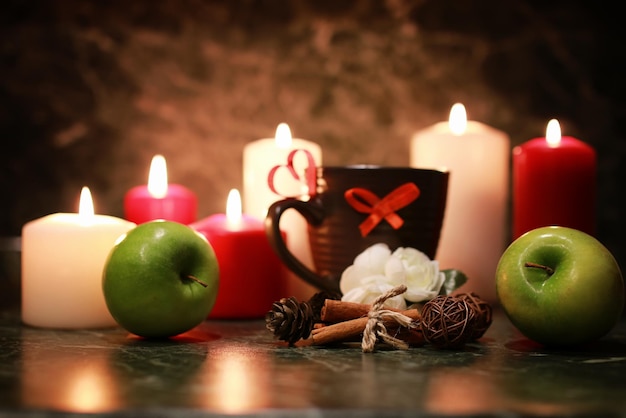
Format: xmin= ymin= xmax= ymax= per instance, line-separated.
xmin=512 ymin=119 xmax=596 ymax=239
xmin=124 ymin=155 xmax=197 ymax=224
xmin=190 ymin=189 xmax=286 ymax=319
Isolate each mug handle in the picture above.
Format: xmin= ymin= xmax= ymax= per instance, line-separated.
xmin=264 ymin=198 xmax=340 ymax=294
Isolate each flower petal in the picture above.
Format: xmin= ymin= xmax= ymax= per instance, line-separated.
xmin=384 ymin=255 xmax=406 ymax=286
xmin=392 ymin=248 xmax=444 ymax=303
xmin=353 ymin=243 xmax=391 ymax=275
xmin=341 ymin=277 xmax=407 ymax=310
xmin=340 ymin=243 xmax=392 ymax=294
xmin=339 ymin=265 xmax=361 ymax=294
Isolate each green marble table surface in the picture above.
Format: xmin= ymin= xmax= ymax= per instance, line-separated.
xmin=0 ymin=307 xmax=626 ymax=418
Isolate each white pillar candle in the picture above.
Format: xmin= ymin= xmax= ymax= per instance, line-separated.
xmin=243 ymin=123 xmax=322 ymax=300
xmin=21 ymin=187 xmax=136 ymax=328
xmin=410 ymin=104 xmax=510 ymax=304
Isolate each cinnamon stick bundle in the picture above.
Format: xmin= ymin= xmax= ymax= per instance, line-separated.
xmin=299 ymin=303 xmax=423 ymax=346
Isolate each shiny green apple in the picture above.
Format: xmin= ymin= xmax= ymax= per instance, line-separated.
xmin=496 ymin=226 xmax=624 ymax=347
xmin=102 ymin=220 xmax=219 ymax=338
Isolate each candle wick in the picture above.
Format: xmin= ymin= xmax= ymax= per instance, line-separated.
xmin=185 ymin=274 xmax=208 ymax=288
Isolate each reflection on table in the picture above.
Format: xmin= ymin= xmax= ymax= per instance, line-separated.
xmin=3 ymin=311 xmax=626 ymax=416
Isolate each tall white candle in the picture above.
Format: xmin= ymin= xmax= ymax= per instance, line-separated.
xmin=22 ymin=187 xmax=136 ymax=328
xmin=242 ymin=123 xmax=322 ymax=300
xmin=410 ymin=103 xmax=510 ymax=304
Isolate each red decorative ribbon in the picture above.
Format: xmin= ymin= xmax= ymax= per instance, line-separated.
xmin=344 ymin=182 xmax=421 ymax=237
xmin=267 ymin=149 xmax=318 ymax=199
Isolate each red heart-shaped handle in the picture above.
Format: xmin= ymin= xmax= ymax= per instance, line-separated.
xmin=267 ymin=149 xmax=318 ymax=199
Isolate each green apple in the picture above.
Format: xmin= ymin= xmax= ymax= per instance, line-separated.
xmin=496 ymin=226 xmax=624 ymax=347
xmin=102 ymin=220 xmax=219 ymax=338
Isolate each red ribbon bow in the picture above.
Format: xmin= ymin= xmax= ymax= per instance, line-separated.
xmin=267 ymin=149 xmax=318 ymax=199
xmin=344 ymin=182 xmax=421 ymax=237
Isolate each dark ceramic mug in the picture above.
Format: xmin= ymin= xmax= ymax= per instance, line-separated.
xmin=265 ymin=165 xmax=449 ymax=294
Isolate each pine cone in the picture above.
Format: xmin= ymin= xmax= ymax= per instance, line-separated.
xmin=265 ymin=297 xmax=315 ymax=345
xmin=307 ymin=290 xmax=342 ymax=322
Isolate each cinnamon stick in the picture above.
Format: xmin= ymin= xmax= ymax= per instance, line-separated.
xmin=308 ymin=322 xmax=425 ymax=347
xmin=300 ymin=308 xmax=421 ymax=346
xmin=394 ymin=327 xmax=426 ymax=347
xmin=321 ymin=299 xmax=412 ymax=323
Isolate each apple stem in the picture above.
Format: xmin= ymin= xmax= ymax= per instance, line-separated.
xmin=524 ymin=262 xmax=554 ymax=276
xmin=185 ymin=275 xmax=209 ymax=288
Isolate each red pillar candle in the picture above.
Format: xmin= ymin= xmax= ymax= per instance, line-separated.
xmin=190 ymin=189 xmax=287 ymax=319
xmin=512 ymin=119 xmax=597 ymax=239
xmin=124 ymin=155 xmax=197 ymax=224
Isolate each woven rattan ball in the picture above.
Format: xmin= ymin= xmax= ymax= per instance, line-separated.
xmin=420 ymin=295 xmax=477 ymax=349
xmin=456 ymin=292 xmax=493 ymax=339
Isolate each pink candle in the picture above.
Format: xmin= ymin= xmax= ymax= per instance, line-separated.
xmin=411 ymin=103 xmax=510 ymax=304
xmin=124 ymin=155 xmax=197 ymax=224
xmin=190 ymin=189 xmax=286 ymax=319
xmin=512 ymin=119 xmax=597 ymax=239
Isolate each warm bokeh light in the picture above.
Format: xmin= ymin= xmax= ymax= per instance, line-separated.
xmin=448 ymin=103 xmax=468 ymax=135
xmin=200 ymin=347 xmax=270 ymax=413
xmin=545 ymin=119 xmax=562 ymax=147
xmin=214 ymin=352 xmax=253 ymax=412
xmin=21 ymin=329 xmax=120 ymax=413
xmin=147 ymin=154 xmax=168 ymax=198
xmin=67 ymin=368 xmax=114 ymax=412
xmin=425 ymin=368 xmax=502 ymax=415
xmin=275 ymin=122 xmax=293 ymax=148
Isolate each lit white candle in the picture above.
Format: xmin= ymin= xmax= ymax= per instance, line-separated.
xmin=21 ymin=187 xmax=136 ymax=328
xmin=410 ymin=103 xmax=510 ymax=304
xmin=243 ymin=123 xmax=322 ymax=217
xmin=242 ymin=123 xmax=322 ymax=300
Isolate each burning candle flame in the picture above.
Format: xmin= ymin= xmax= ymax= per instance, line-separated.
xmin=546 ymin=119 xmax=562 ymax=147
xmin=448 ymin=103 xmax=468 ymax=136
xmin=275 ymin=123 xmax=293 ymax=148
xmin=226 ymin=188 xmax=243 ymax=227
xmin=78 ymin=186 xmax=95 ymax=223
xmin=147 ymin=154 xmax=168 ymax=198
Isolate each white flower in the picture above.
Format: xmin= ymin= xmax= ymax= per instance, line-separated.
xmin=391 ymin=247 xmax=445 ymax=302
xmin=339 ymin=243 xmax=391 ymax=295
xmin=339 ymin=243 xmax=444 ymax=307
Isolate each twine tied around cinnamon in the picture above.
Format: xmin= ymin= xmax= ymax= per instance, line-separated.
xmin=361 ymin=284 xmax=417 ymax=352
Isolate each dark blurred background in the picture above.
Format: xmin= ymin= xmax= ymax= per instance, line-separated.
xmin=1 ymin=0 xmax=624 ymax=267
